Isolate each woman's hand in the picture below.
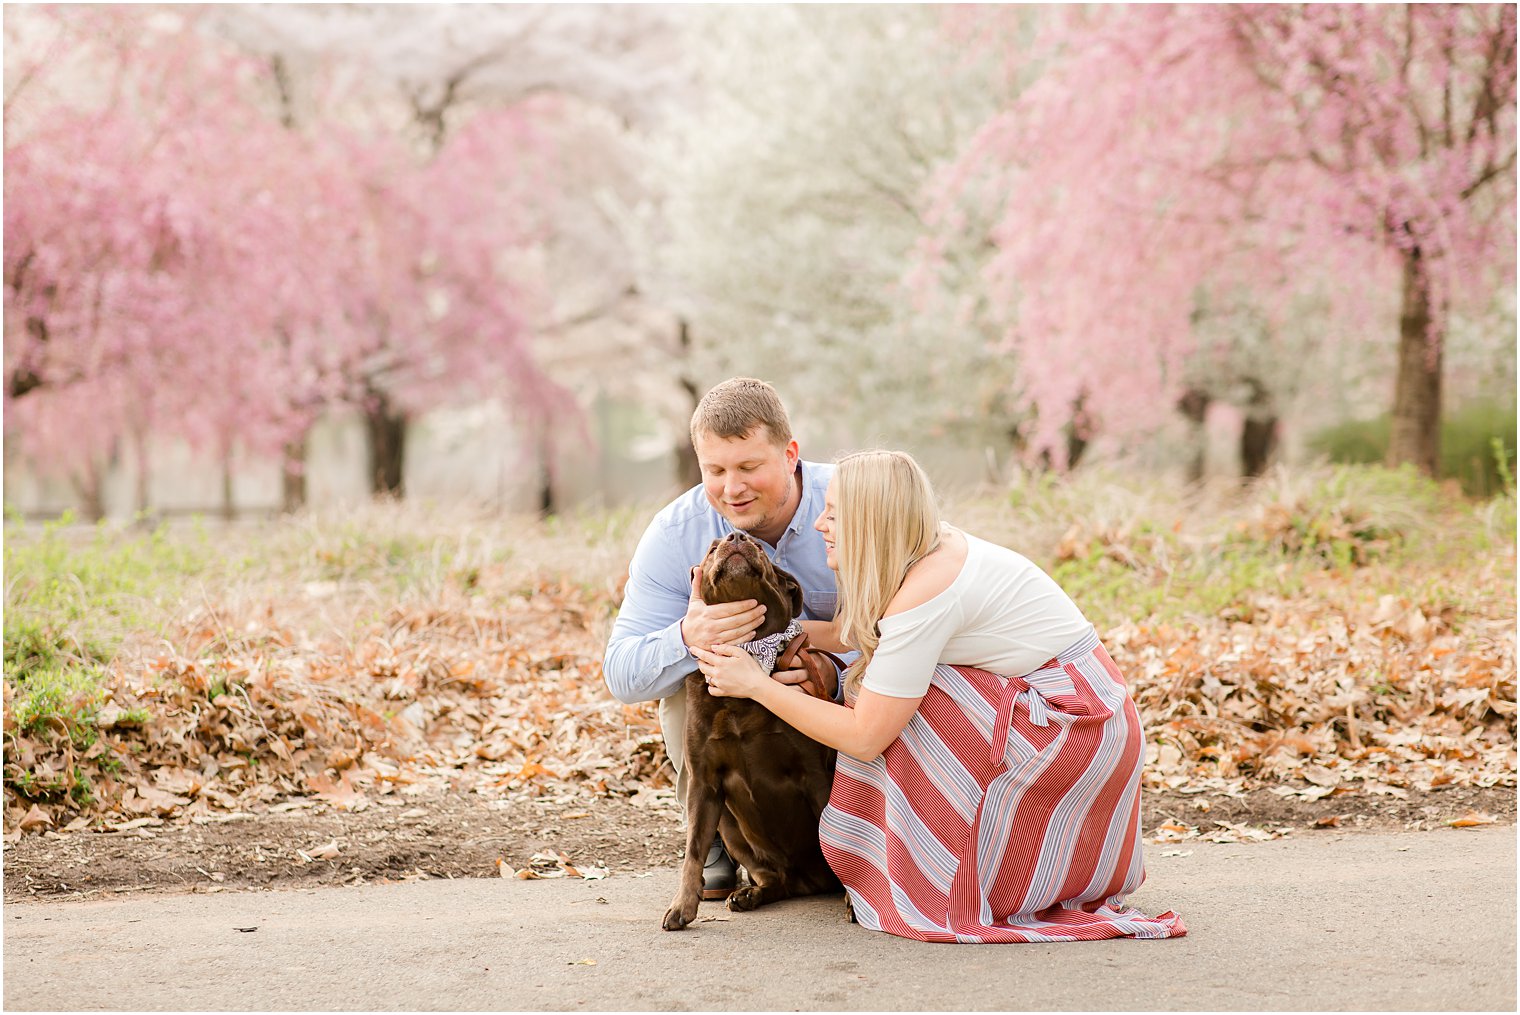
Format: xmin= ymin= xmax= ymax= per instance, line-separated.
xmin=691 ymin=643 xmax=776 ymax=700
xmin=693 ymin=644 xmax=922 ymax=761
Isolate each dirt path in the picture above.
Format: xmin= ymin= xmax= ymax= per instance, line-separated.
xmin=5 ymin=826 xmax=1515 ymax=1012
xmin=5 ymin=784 xmax=1511 ymax=902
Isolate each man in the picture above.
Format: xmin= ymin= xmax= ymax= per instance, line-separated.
xmin=604 ymin=377 xmax=839 ymax=899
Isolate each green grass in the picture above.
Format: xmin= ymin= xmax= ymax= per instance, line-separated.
xmin=306 ymin=523 xmax=447 ymax=586
xmin=3 ymin=514 xmax=220 ymax=806
xmin=4 ymin=512 xmax=211 ymax=666
xmin=1051 ymin=540 xmax=1305 ymax=630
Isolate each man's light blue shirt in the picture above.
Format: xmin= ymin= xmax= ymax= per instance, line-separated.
xmin=604 ymin=461 xmax=838 ymax=704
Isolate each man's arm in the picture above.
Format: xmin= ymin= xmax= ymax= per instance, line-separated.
xmin=799 ymin=619 xmax=846 ymax=653
xmin=604 ymin=524 xmax=701 ymax=703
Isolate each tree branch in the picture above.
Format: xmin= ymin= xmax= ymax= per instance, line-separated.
xmin=538 ymin=284 xmax=637 ymax=335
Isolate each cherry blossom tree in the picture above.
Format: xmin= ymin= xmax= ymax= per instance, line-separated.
xmin=4 ymin=7 xmax=331 ymax=516
xmin=5 ymin=5 xmax=577 ymax=513
xmin=932 ymin=4 xmax=1516 ymax=474
xmin=209 ymin=3 xmax=686 ymax=502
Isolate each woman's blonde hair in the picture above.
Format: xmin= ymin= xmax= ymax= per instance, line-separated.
xmin=832 ymin=450 xmax=942 ymax=696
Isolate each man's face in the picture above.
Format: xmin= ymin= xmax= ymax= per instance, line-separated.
xmin=694 ymin=427 xmax=800 ymax=541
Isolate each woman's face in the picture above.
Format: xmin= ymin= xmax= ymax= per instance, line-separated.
xmin=813 ymin=480 xmax=839 ymax=571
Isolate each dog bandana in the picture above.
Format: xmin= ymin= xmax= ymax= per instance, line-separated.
xmin=733 ymin=619 xmax=804 ymax=675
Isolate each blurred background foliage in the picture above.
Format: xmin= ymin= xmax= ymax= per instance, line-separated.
xmin=3 ymin=4 xmax=1515 ymax=521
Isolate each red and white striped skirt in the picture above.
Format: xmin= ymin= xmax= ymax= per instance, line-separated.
xmin=820 ymin=626 xmax=1186 ymax=943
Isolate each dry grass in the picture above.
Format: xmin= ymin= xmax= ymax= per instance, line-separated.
xmin=4 ymin=464 xmax=1514 ymax=834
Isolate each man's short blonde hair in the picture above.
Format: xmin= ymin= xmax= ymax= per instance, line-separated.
xmin=689 ymin=377 xmax=793 ymax=449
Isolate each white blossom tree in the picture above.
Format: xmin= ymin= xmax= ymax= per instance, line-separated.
xmin=638 ymin=6 xmax=1030 ymax=464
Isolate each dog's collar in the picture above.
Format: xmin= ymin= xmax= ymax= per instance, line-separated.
xmin=735 ymin=619 xmax=804 ymax=675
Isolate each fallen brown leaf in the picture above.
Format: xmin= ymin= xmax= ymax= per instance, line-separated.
xmin=298 ymin=840 xmax=342 ymax=861
xmin=18 ymin=805 xmax=52 ymax=831
xmin=307 ymin=771 xmax=366 ymax=811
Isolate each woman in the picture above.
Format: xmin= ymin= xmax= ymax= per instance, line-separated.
xmin=692 ymin=450 xmax=1185 ymax=943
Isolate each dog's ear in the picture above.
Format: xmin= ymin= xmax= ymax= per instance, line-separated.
xmin=774 ymin=565 xmax=805 ymax=620
xmin=697 ymin=538 xmax=723 ymax=602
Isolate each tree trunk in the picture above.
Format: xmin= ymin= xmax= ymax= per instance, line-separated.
xmin=71 ymin=463 xmax=106 ymax=523
xmin=131 ymin=425 xmax=151 ymax=518
xmin=1177 ymin=387 xmax=1211 ymax=484
xmin=537 ymin=427 xmax=557 ymax=518
xmin=220 ymin=449 xmax=236 ymax=522
xmin=365 ymin=392 xmax=407 ymax=497
xmin=281 ymin=432 xmax=308 ymax=514
xmin=1240 ymin=416 xmax=1278 ymax=479
xmin=674 ymin=317 xmax=703 ymax=489
xmin=1386 ymin=245 xmax=1443 ymax=476
xmin=1065 ymin=392 xmax=1091 ymax=471
xmin=674 ymin=428 xmax=701 ymax=489
xmin=1239 ymin=377 xmax=1278 ymax=480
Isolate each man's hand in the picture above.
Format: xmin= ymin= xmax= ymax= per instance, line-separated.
xmin=771 ymin=666 xmax=811 ymax=687
xmin=681 ymin=567 xmax=766 ymax=651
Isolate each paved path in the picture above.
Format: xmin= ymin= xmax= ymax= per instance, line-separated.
xmin=4 ymin=827 xmax=1514 ymax=1011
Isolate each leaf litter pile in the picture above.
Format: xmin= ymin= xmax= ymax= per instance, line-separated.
xmin=4 ymin=467 xmax=1515 ymax=894
xmin=6 ymin=566 xmax=671 ymax=853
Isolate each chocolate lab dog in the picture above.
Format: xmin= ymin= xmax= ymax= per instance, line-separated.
xmin=661 ymin=531 xmax=842 ymax=931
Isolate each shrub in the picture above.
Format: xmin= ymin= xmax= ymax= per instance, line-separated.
xmin=1309 ymin=402 xmax=1517 ymax=497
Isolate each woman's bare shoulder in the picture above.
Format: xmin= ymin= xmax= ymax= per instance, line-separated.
xmin=883 ymin=527 xmax=968 ymax=619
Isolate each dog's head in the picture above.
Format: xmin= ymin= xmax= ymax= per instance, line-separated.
xmin=697 ymin=532 xmax=803 ymax=640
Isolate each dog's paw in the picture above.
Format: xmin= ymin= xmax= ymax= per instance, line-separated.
xmin=662 ymin=903 xmax=696 ymax=931
xmin=726 ymin=885 xmax=764 ymax=912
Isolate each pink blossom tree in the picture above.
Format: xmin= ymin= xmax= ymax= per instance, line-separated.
xmin=932 ymin=4 xmax=1516 ymax=474
xmin=4 ymin=7 xmax=330 ymax=516
xmin=210 ymin=3 xmax=685 ymax=503
xmin=5 ymin=6 xmax=567 ymax=513
xmin=284 ymin=107 xmax=560 ymax=498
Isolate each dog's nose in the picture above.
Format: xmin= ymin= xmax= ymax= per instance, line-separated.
xmin=724 ymin=532 xmax=743 ymax=544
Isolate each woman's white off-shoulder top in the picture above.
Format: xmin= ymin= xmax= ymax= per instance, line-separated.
xmin=863 ymin=531 xmax=1092 ymax=699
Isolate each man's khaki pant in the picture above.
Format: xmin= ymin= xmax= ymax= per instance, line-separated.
xmin=658 ymin=691 xmax=691 ymax=820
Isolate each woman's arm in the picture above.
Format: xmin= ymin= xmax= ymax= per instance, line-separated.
xmin=691 ymin=644 xmax=922 ymax=762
